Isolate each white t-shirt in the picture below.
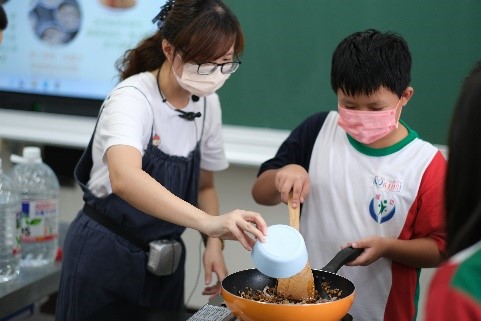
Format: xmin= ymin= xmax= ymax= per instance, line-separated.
xmin=87 ymin=71 xmax=229 ymax=197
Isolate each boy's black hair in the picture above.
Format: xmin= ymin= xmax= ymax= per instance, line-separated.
xmin=0 ymin=4 xmax=7 ymax=30
xmin=331 ymin=29 xmax=412 ymax=98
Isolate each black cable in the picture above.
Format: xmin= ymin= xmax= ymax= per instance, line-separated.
xmin=156 ymin=69 xmax=202 ymax=121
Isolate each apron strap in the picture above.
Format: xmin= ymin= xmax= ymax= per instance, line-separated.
xmin=83 ymin=203 xmax=150 ymax=252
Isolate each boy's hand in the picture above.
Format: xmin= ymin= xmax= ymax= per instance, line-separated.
xmin=344 ymin=236 xmax=443 ymax=268
xmin=343 ymin=236 xmax=387 ymax=266
xmin=275 ymin=164 xmax=310 ymax=208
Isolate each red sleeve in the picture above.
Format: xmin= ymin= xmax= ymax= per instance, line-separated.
xmin=425 ymin=263 xmax=481 ymax=321
xmin=402 ymin=150 xmax=447 ymax=253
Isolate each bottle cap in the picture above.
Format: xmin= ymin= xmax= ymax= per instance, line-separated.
xmin=23 ymin=147 xmax=42 ymax=163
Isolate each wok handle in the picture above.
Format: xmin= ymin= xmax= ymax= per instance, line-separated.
xmin=322 ymin=247 xmax=364 ymax=273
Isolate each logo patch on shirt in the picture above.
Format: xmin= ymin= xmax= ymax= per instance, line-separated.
xmin=369 ymin=194 xmax=396 ymax=224
xmin=372 ymin=175 xmax=402 ymax=192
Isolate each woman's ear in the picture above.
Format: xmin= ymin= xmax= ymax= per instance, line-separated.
xmin=162 ymin=39 xmax=174 ymax=62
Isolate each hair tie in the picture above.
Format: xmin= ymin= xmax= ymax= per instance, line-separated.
xmin=152 ymin=0 xmax=175 ymax=29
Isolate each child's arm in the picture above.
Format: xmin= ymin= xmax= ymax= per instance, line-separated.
xmin=345 ymin=236 xmax=444 ymax=268
xmin=252 ymin=169 xmax=282 ymax=205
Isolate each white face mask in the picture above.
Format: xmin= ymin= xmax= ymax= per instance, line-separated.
xmin=174 ymin=62 xmax=230 ymax=97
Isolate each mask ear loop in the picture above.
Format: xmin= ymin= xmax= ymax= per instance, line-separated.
xmin=395 ymin=97 xmax=403 ymax=118
xmin=395 ymin=97 xmax=403 ymax=109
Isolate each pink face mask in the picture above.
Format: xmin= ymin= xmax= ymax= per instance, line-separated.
xmin=337 ymin=99 xmax=403 ymax=144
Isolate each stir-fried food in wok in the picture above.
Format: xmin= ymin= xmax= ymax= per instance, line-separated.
xmin=239 ymin=281 xmax=341 ymax=304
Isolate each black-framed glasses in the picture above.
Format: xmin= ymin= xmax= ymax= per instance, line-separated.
xmin=197 ymin=60 xmax=241 ymax=75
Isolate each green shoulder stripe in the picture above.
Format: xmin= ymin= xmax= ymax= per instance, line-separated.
xmin=452 ymin=248 xmax=481 ymax=303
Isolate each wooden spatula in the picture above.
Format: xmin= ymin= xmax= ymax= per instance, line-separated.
xmin=276 ymin=193 xmax=315 ymax=301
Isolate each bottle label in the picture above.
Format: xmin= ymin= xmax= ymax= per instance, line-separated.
xmin=20 ymin=199 xmax=58 ymax=243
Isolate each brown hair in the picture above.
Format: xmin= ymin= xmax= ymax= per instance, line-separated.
xmin=116 ymin=0 xmax=244 ymax=81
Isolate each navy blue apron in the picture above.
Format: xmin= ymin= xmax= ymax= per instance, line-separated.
xmin=56 ymin=88 xmax=206 ymax=321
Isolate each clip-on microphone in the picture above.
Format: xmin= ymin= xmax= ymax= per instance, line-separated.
xmin=176 ymin=95 xmax=201 ymax=120
xmin=176 ymin=109 xmax=202 ymax=121
xmin=159 ymin=90 xmax=202 ymax=120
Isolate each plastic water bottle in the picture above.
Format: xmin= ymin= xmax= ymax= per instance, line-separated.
xmin=0 ymin=158 xmax=21 ymax=282
xmin=10 ymin=147 xmax=60 ymax=267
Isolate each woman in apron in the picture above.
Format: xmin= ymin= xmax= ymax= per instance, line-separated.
xmin=55 ymin=1 xmax=267 ymax=320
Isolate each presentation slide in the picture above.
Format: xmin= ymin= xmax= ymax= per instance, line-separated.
xmin=0 ymin=0 xmax=164 ymax=100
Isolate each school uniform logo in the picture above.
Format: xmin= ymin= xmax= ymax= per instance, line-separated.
xmin=369 ymin=176 xmax=401 ymax=224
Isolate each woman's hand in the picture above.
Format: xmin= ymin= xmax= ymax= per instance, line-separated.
xmin=202 ymin=238 xmax=227 ymax=296
xmin=204 ymin=210 xmax=267 ymax=251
